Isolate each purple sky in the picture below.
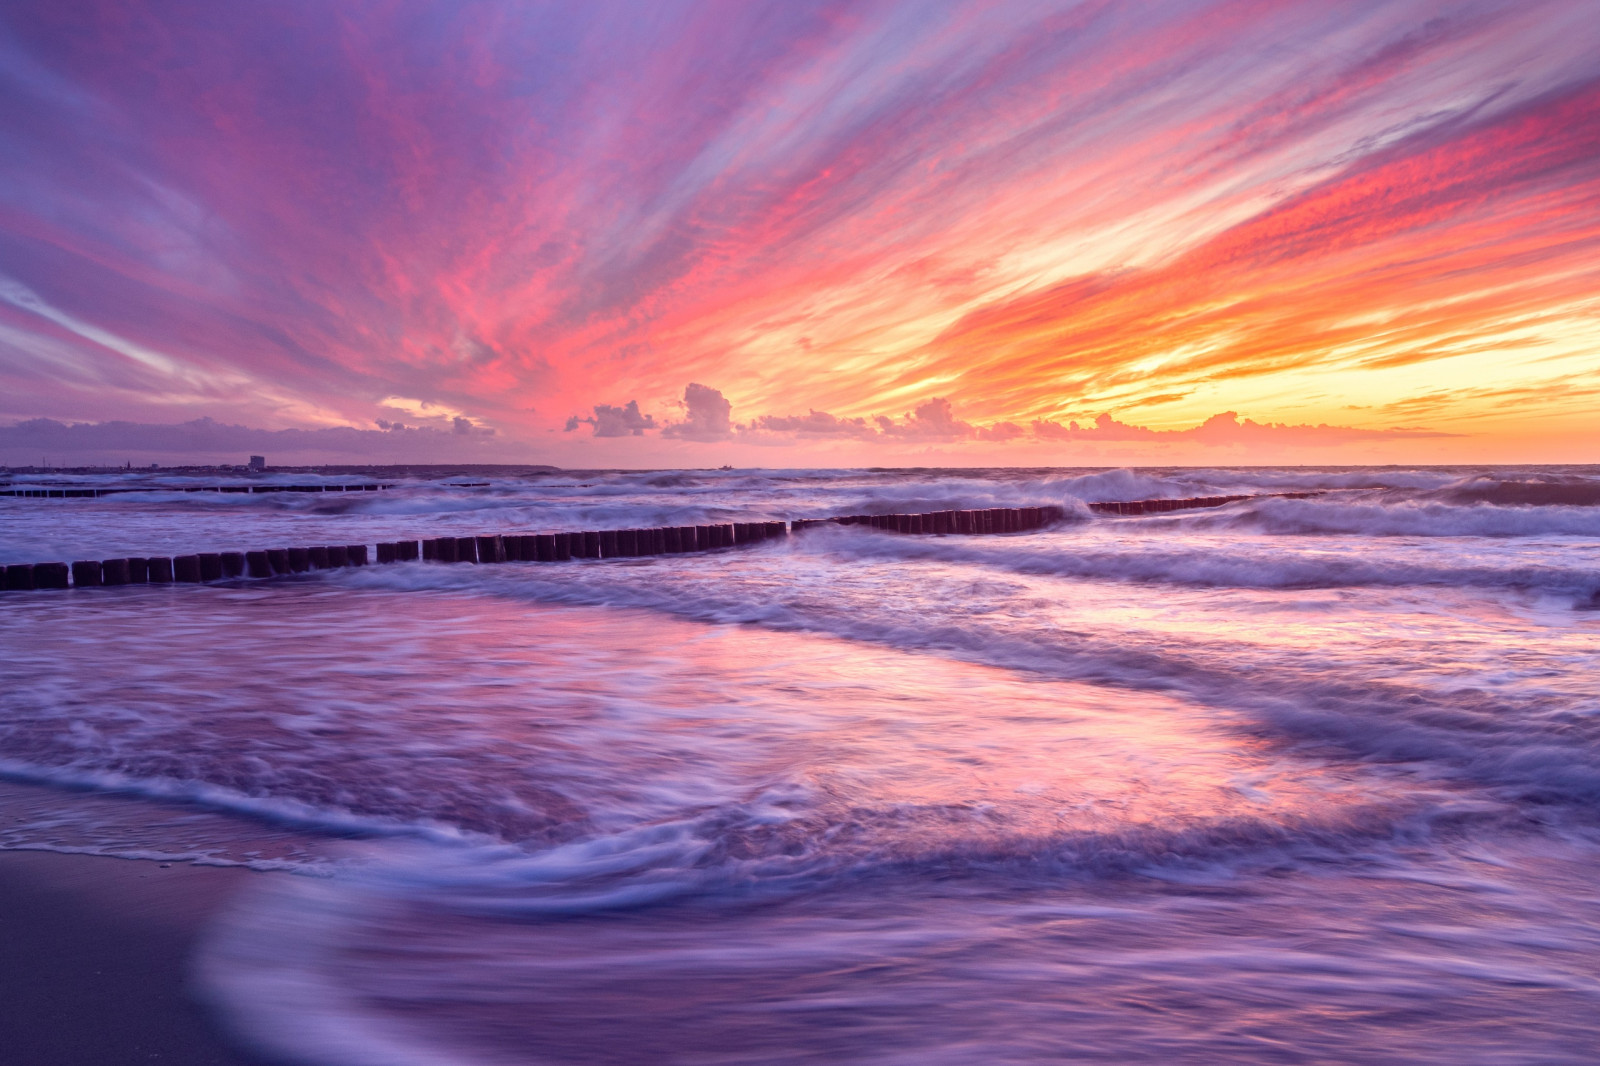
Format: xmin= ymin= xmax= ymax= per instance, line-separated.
xmin=3 ymin=1 xmax=1598 ymax=466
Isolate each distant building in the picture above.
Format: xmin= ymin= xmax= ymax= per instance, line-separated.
xmin=248 ymin=455 xmax=266 ymax=471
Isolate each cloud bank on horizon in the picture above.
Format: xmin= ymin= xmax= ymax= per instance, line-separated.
xmin=1 ymin=0 xmax=1597 ymax=465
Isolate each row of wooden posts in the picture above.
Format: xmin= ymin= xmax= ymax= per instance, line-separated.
xmin=793 ymin=505 xmax=1065 ymax=535
xmin=0 ymin=484 xmax=389 ymax=498
xmin=1 ymin=520 xmax=791 ymax=590
xmin=1085 ymin=492 xmax=1319 ymax=515
xmin=1 ymin=495 xmax=1280 ymax=590
xmin=413 ymin=521 xmax=789 ymax=566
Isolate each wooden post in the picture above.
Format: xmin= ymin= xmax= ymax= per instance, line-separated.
xmin=5 ymin=563 xmax=35 ymax=590
xmin=599 ymin=530 xmax=620 ymax=557
xmin=396 ymin=540 xmax=419 ymax=561
xmin=246 ymin=551 xmax=272 ymax=577
xmin=33 ymin=562 xmax=70 ymax=588
xmin=221 ymin=552 xmax=246 ymax=577
xmin=99 ymin=558 xmax=131 ymax=585
xmin=475 ymin=535 xmax=504 ymax=563
xmin=146 ymin=557 xmax=172 ymax=583
xmin=347 ymin=545 xmax=368 ymax=566
xmin=308 ymin=546 xmax=331 ymax=569
xmin=325 ymin=546 xmax=349 ymax=568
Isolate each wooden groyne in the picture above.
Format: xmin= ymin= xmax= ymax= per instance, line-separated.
xmin=2 ymin=520 xmax=791 ymax=590
xmin=0 ymin=484 xmax=391 ymax=498
xmin=0 ymin=494 xmax=1300 ymax=590
xmin=793 ymin=506 xmax=1064 ymax=535
xmin=1087 ymin=491 xmax=1320 ymax=515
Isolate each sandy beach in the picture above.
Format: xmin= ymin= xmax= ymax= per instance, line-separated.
xmin=0 ymin=849 xmax=268 ymax=1066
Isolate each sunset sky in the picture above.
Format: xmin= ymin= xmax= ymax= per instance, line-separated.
xmin=2 ymin=0 xmax=1597 ymax=467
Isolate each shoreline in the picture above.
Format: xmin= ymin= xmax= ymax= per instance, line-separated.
xmin=0 ymin=849 xmax=275 ymax=1065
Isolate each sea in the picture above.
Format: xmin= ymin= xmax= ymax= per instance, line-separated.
xmin=2 ymin=464 xmax=1598 ymax=1065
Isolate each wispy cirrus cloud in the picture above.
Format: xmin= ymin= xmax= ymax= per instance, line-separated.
xmin=0 ymin=1 xmax=1595 ymax=462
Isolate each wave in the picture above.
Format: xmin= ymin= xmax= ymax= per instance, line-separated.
xmin=1219 ymin=495 xmax=1600 ymax=537
xmin=331 ymin=558 xmax=1600 ymax=815
xmin=1428 ymin=473 xmax=1600 ymax=508
xmin=0 ymin=755 xmax=486 ymax=852
xmin=201 ymin=787 xmax=1487 ymax=936
xmin=790 ymin=523 xmax=1600 ymax=596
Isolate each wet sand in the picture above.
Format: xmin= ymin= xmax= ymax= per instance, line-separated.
xmin=0 ymin=850 xmax=271 ymax=1066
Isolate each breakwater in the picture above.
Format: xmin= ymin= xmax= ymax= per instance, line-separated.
xmin=1 ymin=494 xmax=1299 ymax=590
xmin=1087 ymin=491 xmax=1320 ymax=515
xmin=0 ymin=484 xmax=389 ymax=498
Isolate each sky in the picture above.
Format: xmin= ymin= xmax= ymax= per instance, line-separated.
xmin=1 ymin=0 xmax=1597 ymax=468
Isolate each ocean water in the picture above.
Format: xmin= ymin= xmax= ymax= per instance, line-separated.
xmin=2 ymin=465 xmax=1599 ymax=1065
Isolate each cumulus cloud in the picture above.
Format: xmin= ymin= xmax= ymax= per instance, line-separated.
xmin=1185 ymin=411 xmax=1452 ymax=445
xmin=661 ymin=383 xmax=734 ymax=441
xmin=558 ymin=386 xmax=1451 ymax=452
xmin=1031 ymin=413 xmax=1157 ymax=441
xmin=564 ymin=400 xmax=656 ymax=437
xmin=1030 ymin=410 xmax=1453 ymax=445
xmin=975 ymin=420 xmax=1024 ymax=442
xmin=744 ymin=398 xmax=1450 ymax=449
xmin=875 ymin=398 xmax=974 ymax=441
xmin=751 ymin=409 xmax=877 ymax=439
